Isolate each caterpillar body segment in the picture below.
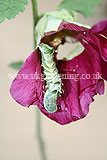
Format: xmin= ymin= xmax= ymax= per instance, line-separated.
xmin=38 ymin=43 xmax=62 ymax=113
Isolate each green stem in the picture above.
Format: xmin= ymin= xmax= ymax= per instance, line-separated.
xmin=31 ymin=1 xmax=47 ymax=160
xmin=32 ymin=0 xmax=39 ymax=48
xmin=32 ymin=0 xmax=38 ymax=27
xmin=37 ymin=108 xmax=47 ymax=160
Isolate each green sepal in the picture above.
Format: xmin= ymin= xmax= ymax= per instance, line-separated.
xmin=35 ymin=8 xmax=78 ymax=43
xmin=35 ymin=8 xmax=90 ymax=45
xmin=48 ymin=9 xmax=77 ymax=23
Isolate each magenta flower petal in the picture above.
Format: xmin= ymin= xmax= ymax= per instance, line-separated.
xmin=90 ymin=20 xmax=107 ymax=37
xmin=38 ymin=70 xmax=81 ymax=125
xmin=79 ymin=25 xmax=107 ymax=63
xmin=38 ymin=46 xmax=104 ymax=125
xmin=96 ymin=35 xmax=107 ymax=80
xmin=10 ymin=20 xmax=107 ymax=125
xmin=58 ymin=22 xmax=86 ymax=32
xmin=101 ymin=60 xmax=107 ymax=80
xmin=97 ymin=35 xmax=107 ymax=62
xmin=10 ymin=49 xmax=44 ymax=107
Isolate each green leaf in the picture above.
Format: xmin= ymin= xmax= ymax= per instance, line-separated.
xmin=0 ymin=0 xmax=28 ymax=23
xmin=58 ymin=0 xmax=101 ymax=17
xmin=9 ymin=61 xmax=24 ymax=70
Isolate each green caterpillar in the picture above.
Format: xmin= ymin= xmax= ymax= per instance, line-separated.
xmin=38 ymin=43 xmax=62 ymax=113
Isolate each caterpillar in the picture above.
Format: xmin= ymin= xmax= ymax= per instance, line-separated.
xmin=38 ymin=43 xmax=62 ymax=113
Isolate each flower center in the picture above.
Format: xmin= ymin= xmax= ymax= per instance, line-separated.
xmin=50 ymin=37 xmax=62 ymax=47
xmin=42 ymin=30 xmax=84 ymax=60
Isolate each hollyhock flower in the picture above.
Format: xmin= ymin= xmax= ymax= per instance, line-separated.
xmin=10 ymin=14 xmax=107 ymax=125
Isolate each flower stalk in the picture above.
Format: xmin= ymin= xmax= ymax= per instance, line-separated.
xmin=31 ymin=1 xmax=47 ymax=160
xmin=32 ymin=0 xmax=39 ymax=48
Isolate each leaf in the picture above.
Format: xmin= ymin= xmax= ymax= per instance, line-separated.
xmin=58 ymin=0 xmax=101 ymax=17
xmin=0 ymin=0 xmax=28 ymax=23
xmin=9 ymin=61 xmax=24 ymax=70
